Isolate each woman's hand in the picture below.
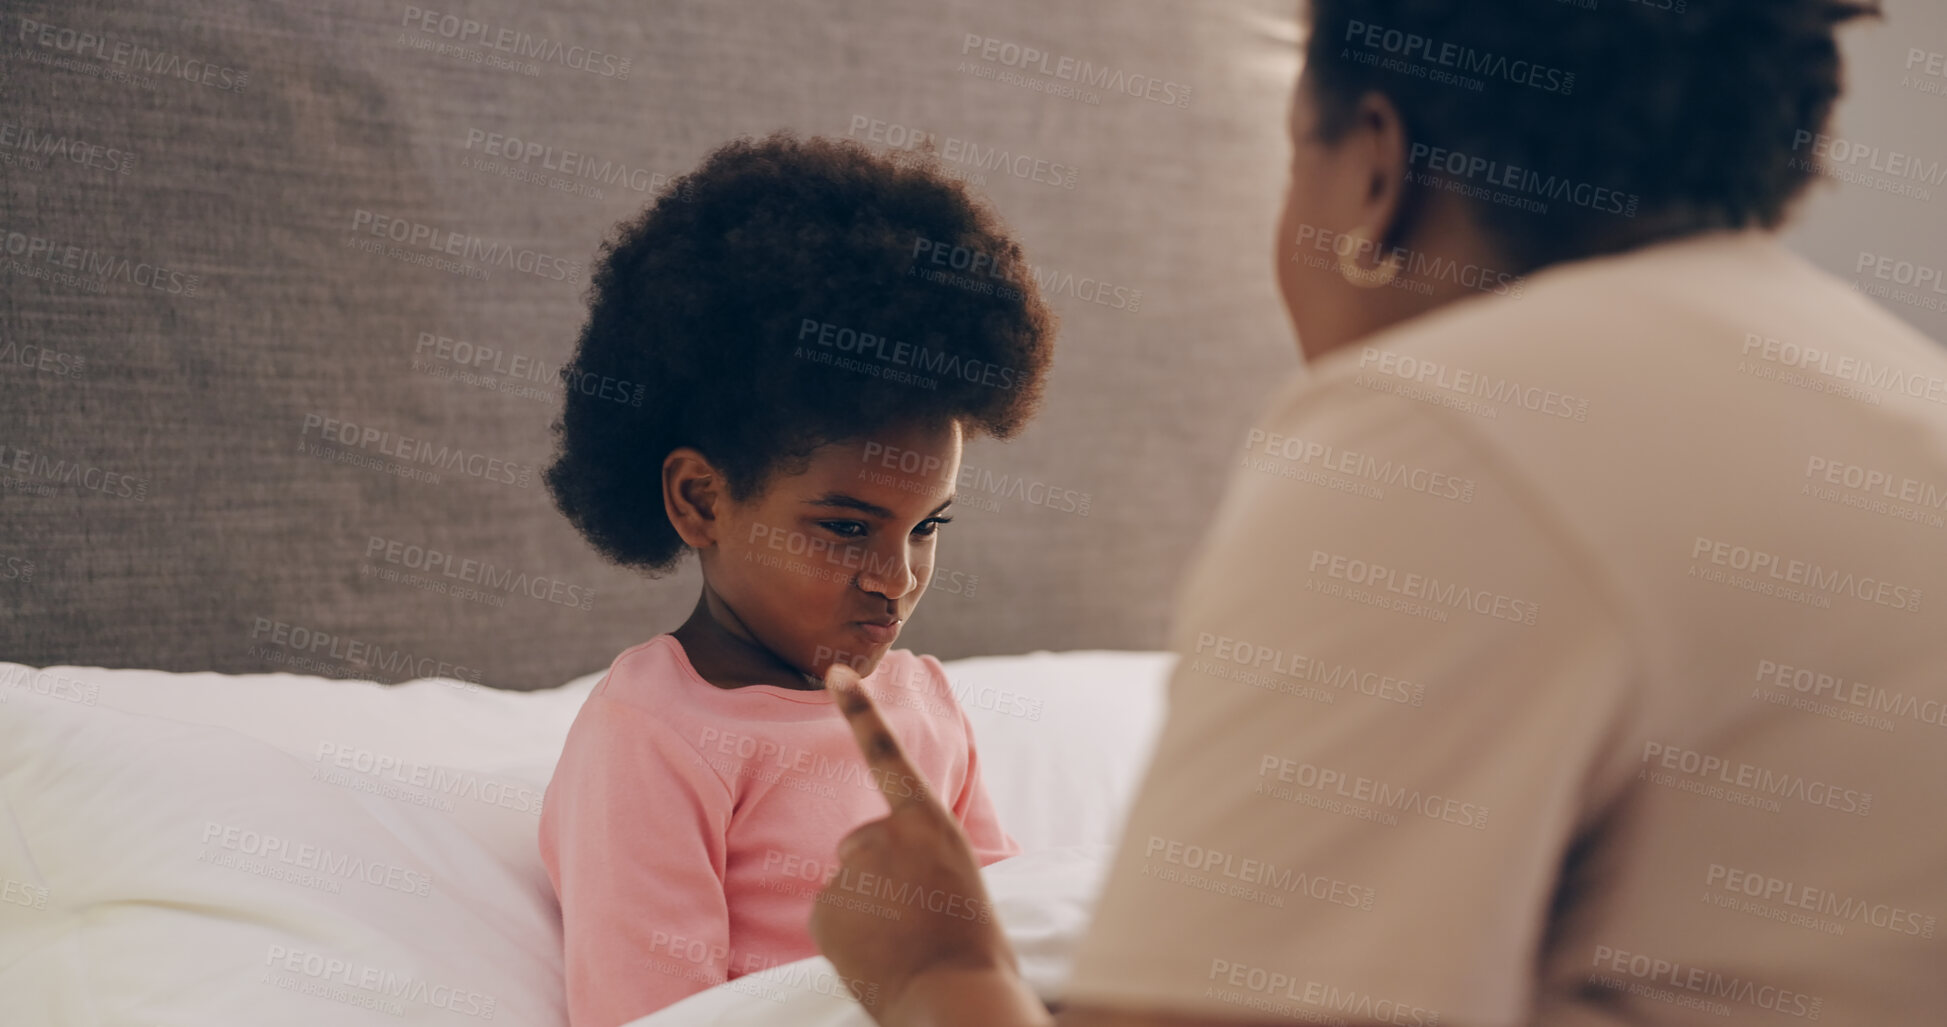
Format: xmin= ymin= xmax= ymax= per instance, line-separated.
xmin=810 ymin=663 xmax=1019 ymax=1023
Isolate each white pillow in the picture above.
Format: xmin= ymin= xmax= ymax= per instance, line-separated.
xmin=946 ymin=650 xmax=1175 ymax=853
xmin=30 ymin=661 xmax=603 ymax=781
xmin=3 ymin=648 xmax=1175 ymax=854
xmin=0 ymin=674 xmax=566 ymax=1026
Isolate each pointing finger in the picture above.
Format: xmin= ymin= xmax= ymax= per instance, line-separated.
xmin=826 ymin=662 xmax=937 ymax=813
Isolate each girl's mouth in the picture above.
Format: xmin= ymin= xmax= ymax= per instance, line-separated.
xmin=852 ymin=618 xmax=901 ymax=645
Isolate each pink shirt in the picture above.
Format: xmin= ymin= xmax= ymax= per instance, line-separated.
xmin=538 ymin=634 xmax=1020 ymax=1027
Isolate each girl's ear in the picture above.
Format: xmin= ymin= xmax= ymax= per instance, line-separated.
xmin=663 ymin=448 xmax=726 ymax=549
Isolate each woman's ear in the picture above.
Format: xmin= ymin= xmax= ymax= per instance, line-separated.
xmin=663 ymin=448 xmax=725 ymax=550
xmin=1351 ymin=90 xmax=1414 ymax=249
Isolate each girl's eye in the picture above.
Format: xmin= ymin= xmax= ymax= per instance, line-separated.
xmin=820 ymin=521 xmax=867 ymax=539
xmin=913 ymin=516 xmax=953 ymax=537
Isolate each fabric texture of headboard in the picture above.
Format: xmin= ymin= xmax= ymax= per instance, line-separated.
xmin=0 ymin=0 xmax=1304 ymax=688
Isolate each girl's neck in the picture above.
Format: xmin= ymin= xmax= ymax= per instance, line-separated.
xmin=670 ymin=593 xmax=824 ymax=691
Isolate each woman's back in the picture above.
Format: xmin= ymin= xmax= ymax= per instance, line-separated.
xmin=1066 ymin=228 xmax=1947 ymax=1025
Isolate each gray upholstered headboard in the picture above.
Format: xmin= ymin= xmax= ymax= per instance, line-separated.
xmin=0 ymin=0 xmax=1304 ymax=688
xmin=5 ymin=1 xmax=1941 ymax=689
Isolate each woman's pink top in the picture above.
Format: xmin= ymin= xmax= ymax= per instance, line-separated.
xmin=538 ymin=634 xmax=1020 ymax=1027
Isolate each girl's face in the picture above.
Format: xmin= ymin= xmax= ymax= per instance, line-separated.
xmin=694 ymin=419 xmax=962 ymax=680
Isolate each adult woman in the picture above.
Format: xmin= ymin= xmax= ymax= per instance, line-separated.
xmin=816 ymin=1 xmax=1947 ymax=1024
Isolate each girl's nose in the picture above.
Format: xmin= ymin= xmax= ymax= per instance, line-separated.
xmin=857 ymin=543 xmax=918 ymax=598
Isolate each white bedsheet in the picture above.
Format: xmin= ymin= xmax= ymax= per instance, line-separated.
xmin=0 ymin=649 xmax=1173 ymax=1026
xmin=637 ymin=846 xmax=1113 ymax=1027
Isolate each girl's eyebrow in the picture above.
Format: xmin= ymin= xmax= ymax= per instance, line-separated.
xmin=805 ymin=492 xmax=957 ymax=519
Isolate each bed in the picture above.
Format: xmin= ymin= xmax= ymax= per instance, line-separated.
xmin=0 ymin=649 xmax=1173 ymax=1026
xmin=5 ymin=0 xmax=1932 ymax=1024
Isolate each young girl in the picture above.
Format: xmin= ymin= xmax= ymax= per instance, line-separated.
xmin=537 ymin=132 xmax=1056 ymax=1027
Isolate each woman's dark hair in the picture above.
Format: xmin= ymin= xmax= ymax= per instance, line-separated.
xmin=545 ymin=132 xmax=1056 ymax=574
xmin=1303 ymin=0 xmax=1882 ymax=268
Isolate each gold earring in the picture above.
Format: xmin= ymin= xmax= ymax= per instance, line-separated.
xmin=1336 ymin=225 xmax=1403 ymax=289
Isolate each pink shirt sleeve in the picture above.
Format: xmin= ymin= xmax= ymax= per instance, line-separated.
xmin=542 ymin=693 xmax=737 ymax=1027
